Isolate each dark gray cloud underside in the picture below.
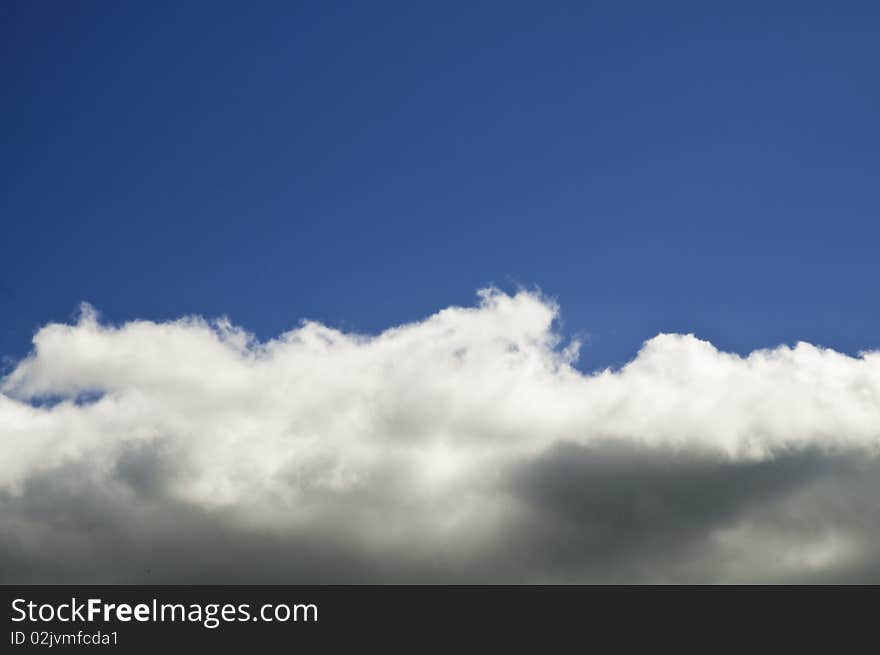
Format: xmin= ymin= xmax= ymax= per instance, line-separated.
xmin=2 ymin=442 xmax=878 ymax=584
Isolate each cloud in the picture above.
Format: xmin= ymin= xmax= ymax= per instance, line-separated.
xmin=1 ymin=289 xmax=879 ymax=582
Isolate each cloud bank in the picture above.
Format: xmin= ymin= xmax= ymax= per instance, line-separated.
xmin=2 ymin=289 xmax=879 ymax=583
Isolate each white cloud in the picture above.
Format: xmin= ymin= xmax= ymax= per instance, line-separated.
xmin=1 ymin=289 xmax=880 ymax=582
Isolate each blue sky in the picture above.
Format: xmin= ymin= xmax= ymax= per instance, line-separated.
xmin=3 ymin=0 xmax=878 ymax=372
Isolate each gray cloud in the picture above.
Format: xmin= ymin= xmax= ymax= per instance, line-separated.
xmin=502 ymin=443 xmax=880 ymax=583
xmin=2 ymin=444 xmax=879 ymax=583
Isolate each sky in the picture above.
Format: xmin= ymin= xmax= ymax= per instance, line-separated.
xmin=2 ymin=2 xmax=880 ymax=583
xmin=3 ymin=0 xmax=879 ymax=371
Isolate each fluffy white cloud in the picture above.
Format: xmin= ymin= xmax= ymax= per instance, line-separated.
xmin=2 ymin=289 xmax=880 ymax=582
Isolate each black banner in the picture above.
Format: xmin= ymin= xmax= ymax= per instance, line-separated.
xmin=2 ymin=586 xmax=875 ymax=651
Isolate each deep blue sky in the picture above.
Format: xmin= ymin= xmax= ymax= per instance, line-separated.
xmin=2 ymin=1 xmax=878 ymax=372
